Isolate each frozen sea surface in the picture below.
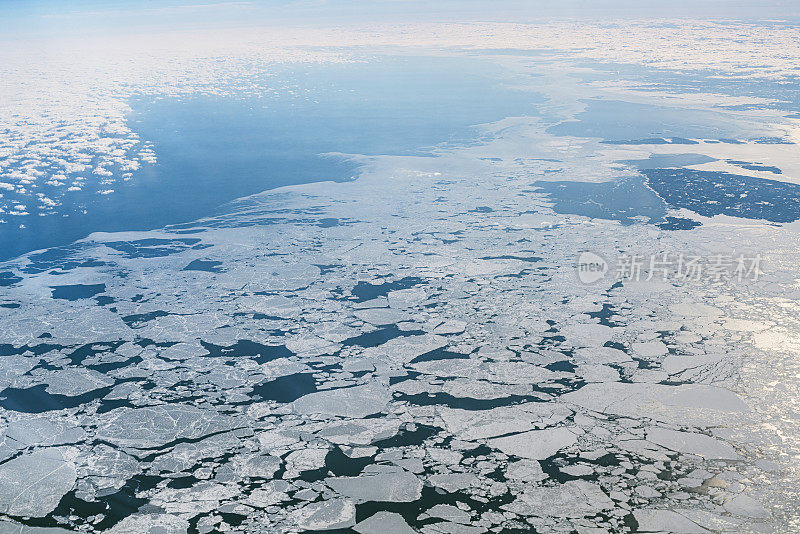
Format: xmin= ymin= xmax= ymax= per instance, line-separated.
xmin=2 ymin=21 xmax=800 ymax=534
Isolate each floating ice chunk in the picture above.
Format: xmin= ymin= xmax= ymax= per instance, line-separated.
xmin=661 ymin=353 xmax=726 ymax=374
xmin=422 ymin=504 xmax=471 ymax=524
xmin=432 ymin=320 xmax=467 ymax=335
xmin=237 ymin=295 xmax=300 ymax=318
xmin=575 ymin=364 xmax=619 ymax=382
xmin=561 ymin=323 xmax=615 ymax=347
xmin=227 ymin=452 xmax=279 ymax=481
xmin=439 ymin=405 xmax=569 ymax=441
xmin=0 ymin=447 xmax=77 ymax=517
xmin=354 ymin=308 xmax=411 ymax=325
xmin=635 ymin=485 xmax=662 ymax=498
xmin=412 ymin=360 xmax=555 ymax=384
xmin=284 ymin=447 xmax=329 ymax=477
xmin=646 ymin=427 xmax=739 ymax=460
xmin=412 ymin=359 xmax=480 ymax=378
xmin=354 ymin=511 xmax=416 ymax=534
xmin=284 ymin=336 xmax=340 ymax=356
xmin=561 ymin=382 xmax=749 ymax=426
xmin=632 ymin=341 xmax=668 ymax=358
xmin=561 ymin=464 xmax=595 ymax=477
xmin=0 ymin=520 xmax=74 ymax=533
xmin=669 ymin=302 xmax=723 ymax=317
xmin=503 ymin=481 xmax=613 ymax=518
xmin=244 ymin=485 xmax=289 ymax=507
xmin=157 ymin=342 xmax=205 ymax=361
xmin=293 ymin=499 xmax=356 ymax=530
xmin=257 ymin=429 xmax=299 ymax=451
xmin=428 ymin=472 xmax=478 ymax=493
xmin=354 ymin=297 xmax=390 ymax=309
xmin=150 ymin=431 xmax=242 ymax=474
xmin=441 ymin=379 xmax=529 ymax=400
xmin=44 ymin=367 xmax=114 ymax=396
xmin=387 ymin=288 xmax=428 ymax=309
xmin=0 ymin=355 xmax=37 ymax=389
xmin=81 ymin=444 xmax=139 ymax=491
xmin=505 ymin=459 xmax=547 ymax=482
xmin=459 ymin=259 xmax=506 ymax=277
xmin=573 ymin=346 xmax=631 ymax=364
xmin=150 ymin=482 xmax=239 ymax=515
xmin=293 ymin=383 xmax=391 ymax=418
xmin=316 ymin=418 xmax=402 ymax=446
xmin=326 ymin=465 xmax=422 ymax=502
xmin=633 ymin=509 xmax=710 ymax=533
xmin=95 ymin=405 xmax=240 ymax=451
xmin=421 ymin=523 xmax=487 ymax=534
xmin=362 ymin=334 xmax=447 ymax=364
xmin=673 ymin=508 xmax=742 ymax=531
xmin=722 ymin=318 xmax=771 ymax=332
xmin=724 ymin=494 xmax=770 ymax=519
xmin=488 ymin=427 xmax=578 ymax=460
xmin=107 ymin=513 xmax=190 ymax=534
xmin=4 ymin=417 xmax=85 ymax=449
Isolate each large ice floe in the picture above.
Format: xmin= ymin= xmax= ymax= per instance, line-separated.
xmin=1 ymin=17 xmax=800 ymax=534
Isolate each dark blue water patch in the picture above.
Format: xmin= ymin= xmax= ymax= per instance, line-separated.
xmin=656 ymin=216 xmax=702 ymax=230
xmin=643 ymin=168 xmax=800 ymax=223
xmin=0 ymin=271 xmax=22 ymax=286
xmin=371 ymin=423 xmax=440 ymax=448
xmin=104 ymin=238 xmax=205 ymax=259
xmin=121 ymin=310 xmax=170 ymax=328
xmin=0 ymin=383 xmax=112 ymax=413
xmin=395 ymin=391 xmax=540 ymax=410
xmin=586 ymin=304 xmax=616 ymax=325
xmin=619 ymin=153 xmax=717 ymax=169
xmin=95 ymin=295 xmax=116 ymax=306
xmin=0 ymin=55 xmax=543 ymax=263
xmin=601 ymin=137 xmax=699 ymax=145
xmin=352 ymin=486 xmax=517 ymax=534
xmin=21 ymin=242 xmax=104 ymax=274
xmin=726 ymin=160 xmax=782 ymax=174
xmin=200 ymin=340 xmax=293 ymax=364
xmin=182 ymin=259 xmax=224 ymax=273
xmin=408 ymin=347 xmax=471 ymax=364
xmin=341 ymin=325 xmax=420 ymax=348
xmin=67 ymin=341 xmax=126 ymax=366
xmin=50 ymin=283 xmax=106 ymax=300
xmin=547 ymin=99 xmax=748 ymax=141
xmin=0 ymin=342 xmax=62 ymax=356
xmin=314 ymin=264 xmax=340 ymax=275
xmin=534 ymin=176 xmax=667 ymax=226
xmin=545 ymin=360 xmax=577 ymax=373
xmin=350 ymin=276 xmax=424 ymax=302
xmin=324 ymin=446 xmax=375 ymax=477
xmin=11 ymin=474 xmax=163 ymax=533
xmin=251 ymin=372 xmax=317 ymax=403
xmin=317 ymin=218 xmax=340 ymax=228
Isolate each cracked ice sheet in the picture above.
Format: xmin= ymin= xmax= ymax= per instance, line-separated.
xmin=0 ymin=447 xmax=78 ymax=517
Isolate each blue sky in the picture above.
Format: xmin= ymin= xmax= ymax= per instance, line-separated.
xmin=3 ymin=0 xmax=799 ymax=38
